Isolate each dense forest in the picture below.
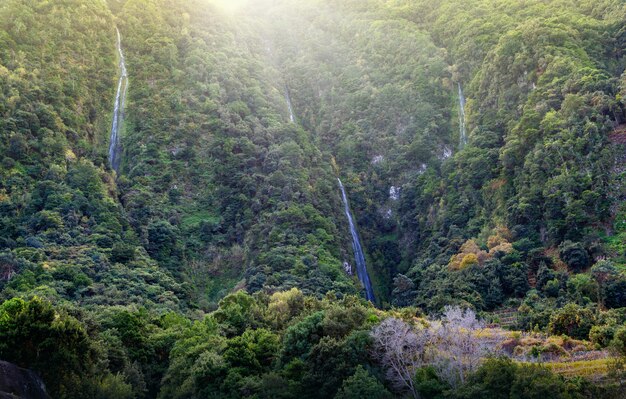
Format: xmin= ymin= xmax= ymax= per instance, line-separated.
xmin=0 ymin=0 xmax=625 ymax=397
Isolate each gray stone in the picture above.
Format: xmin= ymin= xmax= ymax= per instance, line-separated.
xmin=0 ymin=361 xmax=50 ymax=399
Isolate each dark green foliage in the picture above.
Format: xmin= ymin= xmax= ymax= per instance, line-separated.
xmin=602 ymin=278 xmax=626 ymax=309
xmin=591 ymin=261 xmax=626 ymax=309
xmin=281 ymin=311 xmax=325 ymax=361
xmin=301 ymin=332 xmax=371 ymax=398
xmin=414 ymin=366 xmax=448 ymax=399
xmin=559 ymin=241 xmax=591 ymax=272
xmin=212 ymin=291 xmax=264 ymax=337
xmin=224 ymin=328 xmax=280 ymax=374
xmin=611 ymin=325 xmax=626 ymax=356
xmin=453 ymin=357 xmax=517 ymax=399
xmin=391 ymin=274 xmax=417 ymax=308
xmin=155 ymin=290 xmax=378 ymax=399
xmin=453 ymin=357 xmax=579 ymax=399
xmin=146 ymin=220 xmax=180 ymax=267
xmin=335 ymin=365 xmax=392 ymax=399
xmin=0 ymin=297 xmax=97 ymax=397
xmin=110 ymin=242 xmax=136 ymax=264
xmin=567 ymin=274 xmax=598 ymax=303
xmin=509 ymin=364 xmax=578 ymax=399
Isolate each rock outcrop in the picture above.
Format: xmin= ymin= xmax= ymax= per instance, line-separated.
xmin=0 ymin=361 xmax=49 ymax=399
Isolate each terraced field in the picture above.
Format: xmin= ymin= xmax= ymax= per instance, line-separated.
xmin=544 ymin=358 xmax=612 ymax=380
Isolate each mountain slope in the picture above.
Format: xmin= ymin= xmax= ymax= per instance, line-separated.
xmin=0 ymin=0 xmax=187 ymax=311
xmin=114 ymin=0 xmax=359 ymax=305
xmin=1 ymin=0 xmax=626 ymax=398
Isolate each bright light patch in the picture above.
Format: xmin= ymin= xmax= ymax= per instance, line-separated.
xmin=212 ymin=0 xmax=250 ymax=13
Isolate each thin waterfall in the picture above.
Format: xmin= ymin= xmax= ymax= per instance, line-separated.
xmin=261 ymin=40 xmax=294 ymax=123
xmin=337 ymin=178 xmax=375 ymax=302
xmin=108 ymin=27 xmax=128 ymax=172
xmin=458 ymin=82 xmax=467 ymax=149
xmin=284 ymin=86 xmax=295 ymax=123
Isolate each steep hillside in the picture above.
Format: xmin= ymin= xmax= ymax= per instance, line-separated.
xmin=4 ymin=0 xmax=622 ymax=311
xmin=242 ymin=0 xmax=626 ymax=309
xmin=0 ymin=0 xmax=187 ymax=312
xmin=248 ymin=0 xmax=454 ymax=301
xmin=0 ymin=0 xmax=625 ymax=397
xmin=113 ymin=0 xmax=359 ymax=305
xmin=391 ymin=0 xmax=626 ymax=311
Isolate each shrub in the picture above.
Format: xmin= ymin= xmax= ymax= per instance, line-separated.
xmin=548 ymin=303 xmax=596 ymax=340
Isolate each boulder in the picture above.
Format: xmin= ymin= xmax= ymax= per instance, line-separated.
xmin=0 ymin=361 xmax=49 ymax=399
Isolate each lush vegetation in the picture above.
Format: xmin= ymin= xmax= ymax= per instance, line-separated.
xmin=1 ymin=292 xmax=623 ymax=398
xmin=0 ymin=0 xmax=188 ymax=313
xmin=0 ymin=0 xmax=625 ymax=397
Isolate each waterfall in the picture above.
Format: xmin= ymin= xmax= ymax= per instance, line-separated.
xmin=108 ymin=27 xmax=128 ymax=172
xmin=337 ymin=178 xmax=375 ymax=302
xmin=458 ymin=82 xmax=467 ymax=149
xmin=284 ymin=86 xmax=295 ymax=123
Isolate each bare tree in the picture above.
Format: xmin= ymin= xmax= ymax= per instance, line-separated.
xmin=371 ymin=318 xmax=431 ymax=399
xmin=443 ymin=306 xmax=483 ymax=330
xmin=429 ymin=306 xmax=497 ymax=388
xmin=371 ymin=308 xmax=502 ymax=395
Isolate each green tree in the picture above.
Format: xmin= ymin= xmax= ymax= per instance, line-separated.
xmin=335 ymin=365 xmax=392 ymax=399
xmin=0 ymin=297 xmax=97 ymax=397
xmin=558 ymin=241 xmax=591 ymax=272
xmin=548 ymin=303 xmax=596 ymax=340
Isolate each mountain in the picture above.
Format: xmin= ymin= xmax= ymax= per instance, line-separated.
xmin=0 ymin=0 xmax=625 ymax=397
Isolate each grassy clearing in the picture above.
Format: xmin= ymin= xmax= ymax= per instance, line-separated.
xmin=541 ymin=358 xmax=611 ymax=379
xmin=180 ymin=210 xmax=220 ymax=230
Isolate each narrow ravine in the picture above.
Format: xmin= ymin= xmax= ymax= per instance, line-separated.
xmin=108 ymin=27 xmax=128 ymax=172
xmin=338 ymin=178 xmax=375 ymax=302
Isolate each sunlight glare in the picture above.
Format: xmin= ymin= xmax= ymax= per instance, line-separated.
xmin=212 ymin=0 xmax=250 ymax=13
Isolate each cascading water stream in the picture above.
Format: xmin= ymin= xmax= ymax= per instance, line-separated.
xmin=108 ymin=27 xmax=128 ymax=172
xmin=458 ymin=82 xmax=467 ymax=149
xmin=284 ymin=86 xmax=295 ymax=123
xmin=263 ymin=40 xmax=295 ymax=124
xmin=337 ymin=178 xmax=375 ymax=302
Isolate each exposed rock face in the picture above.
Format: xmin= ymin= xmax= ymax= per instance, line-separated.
xmin=0 ymin=361 xmax=50 ymax=399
